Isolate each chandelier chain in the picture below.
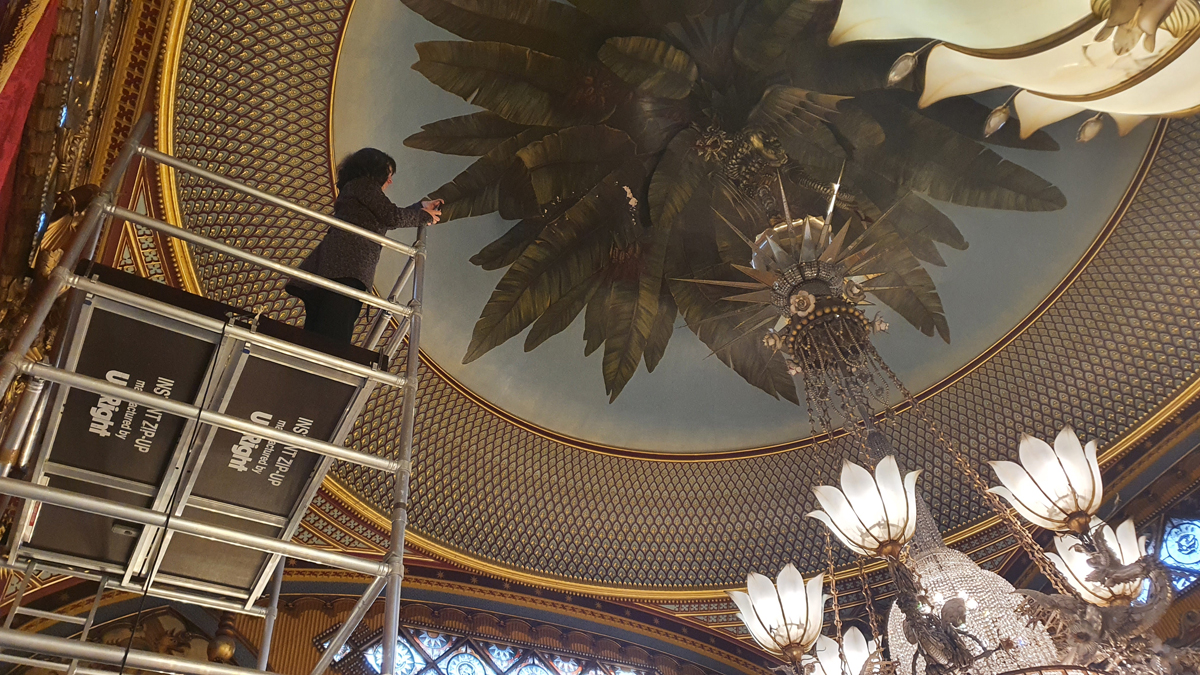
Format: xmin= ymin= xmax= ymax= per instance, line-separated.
xmin=871 ymin=353 xmax=1079 ymax=598
xmin=824 ymin=530 xmax=851 ymax=675
xmin=856 ymin=557 xmax=881 ymax=643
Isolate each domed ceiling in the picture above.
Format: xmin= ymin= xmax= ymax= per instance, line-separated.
xmin=164 ymin=0 xmax=1200 ymax=596
xmin=332 ymin=0 xmax=1156 ymax=453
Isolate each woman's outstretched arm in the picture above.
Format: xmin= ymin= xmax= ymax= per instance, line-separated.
xmin=344 ymin=177 xmax=441 ymax=230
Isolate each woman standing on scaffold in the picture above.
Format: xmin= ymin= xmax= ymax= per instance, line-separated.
xmin=286 ymin=148 xmax=441 ymax=343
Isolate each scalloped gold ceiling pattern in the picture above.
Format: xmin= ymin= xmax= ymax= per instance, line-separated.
xmin=168 ymin=0 xmax=1200 ymax=589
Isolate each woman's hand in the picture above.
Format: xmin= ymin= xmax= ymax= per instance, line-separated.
xmin=420 ymin=198 xmax=444 ymax=224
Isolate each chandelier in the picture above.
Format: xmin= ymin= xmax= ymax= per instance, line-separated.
xmin=831 ymin=0 xmax=1200 ymax=141
xmin=726 ymin=186 xmax=1200 ymax=675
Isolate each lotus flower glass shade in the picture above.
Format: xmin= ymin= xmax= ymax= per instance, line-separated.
xmin=810 ymin=627 xmax=878 ymax=675
xmin=832 ymin=0 xmax=1200 ymax=135
xmin=728 ymin=565 xmax=826 ymax=661
xmin=808 ymin=456 xmax=920 ymax=558
xmin=1048 ymin=518 xmax=1148 ymax=606
xmin=988 ymin=427 xmax=1102 ymax=534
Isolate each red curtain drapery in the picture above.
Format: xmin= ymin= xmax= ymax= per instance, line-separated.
xmin=0 ymin=0 xmax=61 ymax=234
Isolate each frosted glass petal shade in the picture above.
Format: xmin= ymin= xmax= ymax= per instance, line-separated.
xmin=729 ymin=565 xmax=826 ymax=660
xmin=810 ymin=628 xmax=878 ymax=675
xmin=1047 ymin=519 xmax=1147 ymax=605
xmin=830 ymin=0 xmax=1092 ymax=49
xmin=920 ymin=31 xmax=1181 ymax=108
xmin=835 ymin=0 xmax=1200 ymax=135
xmin=808 ymin=456 xmax=921 ymax=558
xmin=989 ymin=427 xmax=1102 ymax=533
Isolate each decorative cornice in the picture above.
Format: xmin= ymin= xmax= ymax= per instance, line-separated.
xmin=282 ymin=567 xmax=772 ymax=675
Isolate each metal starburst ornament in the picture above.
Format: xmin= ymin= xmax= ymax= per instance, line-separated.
xmin=679 ymin=171 xmax=963 ymax=434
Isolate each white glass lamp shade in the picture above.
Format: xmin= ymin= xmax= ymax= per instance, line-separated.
xmin=728 ymin=565 xmax=826 ymax=662
xmin=1048 ymin=518 xmax=1147 ymax=605
xmin=989 ymin=427 xmax=1102 ymax=534
xmin=810 ymin=627 xmax=878 ymax=675
xmin=829 ymin=0 xmax=1092 ymax=49
xmin=808 ymin=456 xmax=920 ymax=558
xmin=918 ymin=30 xmax=1200 ymax=128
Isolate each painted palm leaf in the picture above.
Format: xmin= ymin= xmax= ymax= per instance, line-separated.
xmin=429 ymin=127 xmax=552 ymax=221
xmin=597 ymin=37 xmax=699 ymax=99
xmin=404 ymin=112 xmax=534 ymax=156
xmin=400 ymin=0 xmax=600 ymax=58
xmin=413 ymin=41 xmax=613 ymax=127
xmin=844 ymin=92 xmax=1067 ymax=211
xmin=516 ymin=125 xmax=637 ymax=205
xmin=399 ymin=0 xmax=1067 ymax=402
xmin=469 ymin=217 xmax=549 ymax=270
xmin=462 ymin=173 xmax=624 ymax=362
xmin=733 ymin=0 xmax=822 ymax=70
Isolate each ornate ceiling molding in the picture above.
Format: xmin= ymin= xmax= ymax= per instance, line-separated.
xmin=157 ymin=0 xmax=1200 ymax=596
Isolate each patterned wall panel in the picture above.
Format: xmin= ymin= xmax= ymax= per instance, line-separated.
xmin=171 ymin=0 xmax=345 ymax=319
xmin=167 ymin=0 xmax=1200 ymax=590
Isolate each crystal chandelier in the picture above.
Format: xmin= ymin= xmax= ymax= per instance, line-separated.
xmin=727 ymin=186 xmax=1199 ymax=675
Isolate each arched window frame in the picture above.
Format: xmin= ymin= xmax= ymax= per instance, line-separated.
xmin=315 ymin=624 xmax=659 ymax=675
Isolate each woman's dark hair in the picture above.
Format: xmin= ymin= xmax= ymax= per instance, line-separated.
xmin=336 ymin=148 xmax=396 ymax=189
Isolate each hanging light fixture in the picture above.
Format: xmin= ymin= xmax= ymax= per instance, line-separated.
xmin=989 ymin=427 xmax=1200 ymax=671
xmin=1046 ymin=519 xmax=1147 ymax=606
xmin=729 ymin=181 xmax=1064 ymax=675
xmin=832 ymin=0 xmax=1200 ymax=140
xmin=810 ymin=627 xmax=883 ymax=675
xmin=988 ymin=427 xmax=1103 ymax=535
xmin=727 ymin=565 xmax=827 ymax=667
xmin=808 ymin=456 xmax=920 ymax=559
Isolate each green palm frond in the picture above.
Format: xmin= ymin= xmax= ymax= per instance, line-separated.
xmin=470 ymin=217 xmax=549 ymax=270
xmin=516 ymin=125 xmax=636 ymax=205
xmin=429 ymin=128 xmax=552 ymax=221
xmin=400 ymin=0 xmax=600 ymax=58
xmin=733 ymin=0 xmax=822 ymax=70
xmin=462 ymin=174 xmax=624 ymax=362
xmin=404 ymin=112 xmax=534 ymax=156
xmin=597 ymin=37 xmax=699 ymax=99
xmin=413 ymin=41 xmax=614 ymax=127
xmin=402 ymin=0 xmax=1068 ymax=401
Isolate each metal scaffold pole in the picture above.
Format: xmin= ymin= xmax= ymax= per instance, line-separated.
xmin=381 ymin=225 xmax=426 ymax=675
xmin=257 ymin=558 xmax=285 ymax=671
xmin=0 ymin=629 xmax=279 ymax=675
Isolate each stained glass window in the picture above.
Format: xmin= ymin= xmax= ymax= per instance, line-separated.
xmin=1162 ymin=519 xmax=1200 ymax=569
xmin=314 ymin=621 xmax=716 ymax=675
xmin=1142 ymin=514 xmax=1200 ymax=593
xmin=418 ymin=632 xmax=454 ymax=659
xmin=444 ymin=651 xmax=493 ymax=675
xmin=364 ymin=641 xmax=425 ymax=675
xmin=486 ymin=644 xmax=521 ymax=670
xmin=551 ymin=657 xmax=580 ymax=675
xmin=515 ymin=663 xmax=552 ymax=675
xmin=322 ymin=640 xmax=352 ymax=663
